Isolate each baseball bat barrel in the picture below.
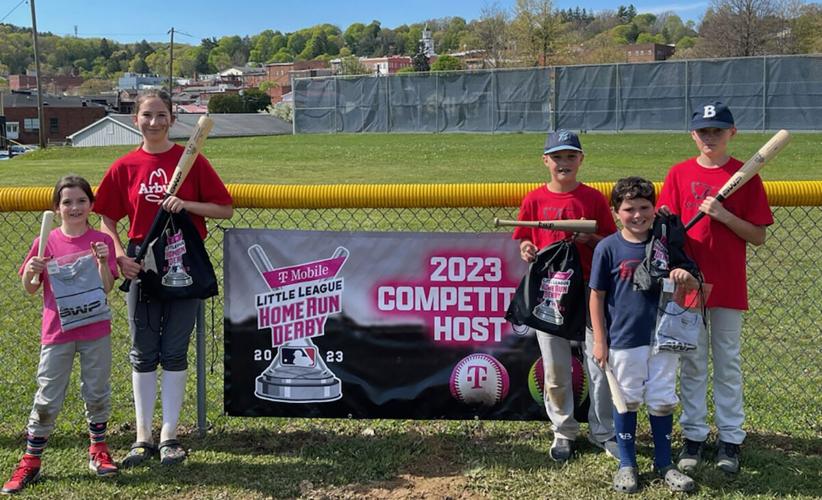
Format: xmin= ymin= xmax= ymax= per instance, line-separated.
xmin=31 ymin=210 xmax=54 ymax=285
xmin=605 ymin=364 xmax=629 ymax=414
xmin=494 ymin=217 xmax=598 ymax=233
xmin=683 ymin=129 xmax=791 ymax=232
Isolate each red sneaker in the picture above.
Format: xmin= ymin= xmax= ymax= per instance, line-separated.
xmin=88 ymin=443 xmax=118 ymax=477
xmin=1 ymin=455 xmax=41 ymax=494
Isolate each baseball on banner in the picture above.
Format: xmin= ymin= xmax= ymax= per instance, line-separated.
xmin=449 ymin=353 xmax=510 ymax=406
xmin=527 ymin=356 xmax=588 ymax=408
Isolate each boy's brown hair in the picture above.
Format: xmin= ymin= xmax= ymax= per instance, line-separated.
xmin=610 ymin=176 xmax=655 ymax=210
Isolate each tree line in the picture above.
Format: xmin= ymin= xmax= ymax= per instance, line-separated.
xmin=0 ymin=0 xmax=820 ymax=87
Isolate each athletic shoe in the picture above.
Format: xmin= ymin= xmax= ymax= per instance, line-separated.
xmin=549 ymin=436 xmax=574 ymax=462
xmin=88 ymin=443 xmax=118 ymax=477
xmin=677 ymin=439 xmax=705 ymax=472
xmin=588 ymin=434 xmax=620 ymax=460
xmin=716 ymin=441 xmax=741 ymax=473
xmin=1 ymin=456 xmax=41 ymax=494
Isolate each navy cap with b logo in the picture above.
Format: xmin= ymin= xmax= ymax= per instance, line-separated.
xmin=691 ymin=101 xmax=735 ymax=130
xmin=544 ymin=129 xmax=583 ymax=154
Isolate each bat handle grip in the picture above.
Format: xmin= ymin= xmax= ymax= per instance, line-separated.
xmin=119 ymin=279 xmax=132 ymax=293
xmin=31 ymin=274 xmax=41 ymax=285
xmin=682 ymin=193 xmax=726 ymax=232
xmin=683 ymin=212 xmax=704 ymax=232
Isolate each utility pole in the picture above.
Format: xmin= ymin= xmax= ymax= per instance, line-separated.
xmin=168 ymin=27 xmax=175 ymax=95
xmin=30 ymin=0 xmax=46 ymax=149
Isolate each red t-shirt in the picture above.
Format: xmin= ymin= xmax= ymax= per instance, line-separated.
xmin=512 ymin=183 xmax=618 ymax=279
xmin=94 ymin=144 xmax=233 ymax=242
xmin=657 ymin=157 xmax=773 ymax=310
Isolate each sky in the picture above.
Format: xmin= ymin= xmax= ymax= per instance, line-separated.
xmin=1 ymin=0 xmax=708 ymax=44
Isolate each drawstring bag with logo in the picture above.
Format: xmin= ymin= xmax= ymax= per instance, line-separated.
xmin=653 ymin=279 xmax=712 ymax=353
xmin=506 ymin=239 xmax=586 ymax=340
xmin=633 ymin=212 xmax=700 ymax=293
xmin=136 ymin=209 xmax=218 ymax=301
xmin=47 ymin=250 xmax=112 ymax=331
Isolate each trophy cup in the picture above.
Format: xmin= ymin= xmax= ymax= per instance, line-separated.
xmin=247 ymin=244 xmax=344 ymax=403
xmin=161 ymin=228 xmax=193 ymax=287
xmin=532 ymin=272 xmax=569 ymax=325
xmin=533 ymin=297 xmax=564 ymax=324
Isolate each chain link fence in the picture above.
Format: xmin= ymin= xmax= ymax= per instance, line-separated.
xmin=0 ymin=195 xmax=819 ymax=439
xmin=294 ymin=54 xmax=822 ymax=133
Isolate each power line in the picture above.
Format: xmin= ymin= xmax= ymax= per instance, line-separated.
xmin=0 ymin=0 xmax=27 ymax=24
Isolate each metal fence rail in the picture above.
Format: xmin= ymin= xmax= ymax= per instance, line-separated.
xmin=0 ymin=183 xmax=819 ymax=439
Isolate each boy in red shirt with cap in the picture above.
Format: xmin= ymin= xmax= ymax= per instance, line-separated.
xmin=657 ymin=101 xmax=773 ymax=474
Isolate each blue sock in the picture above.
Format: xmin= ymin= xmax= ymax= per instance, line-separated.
xmin=614 ymin=409 xmax=637 ymax=468
xmin=649 ymin=413 xmax=673 ymax=470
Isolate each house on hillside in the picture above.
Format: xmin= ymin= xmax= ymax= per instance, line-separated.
xmin=68 ymin=113 xmax=292 ymax=147
xmin=625 ymin=43 xmax=676 ymax=62
xmin=2 ymin=91 xmax=106 ymax=145
xmin=219 ymin=66 xmax=268 ymax=88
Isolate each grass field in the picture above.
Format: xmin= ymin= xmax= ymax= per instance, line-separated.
xmin=0 ymin=134 xmax=820 ymax=498
xmin=3 ymin=132 xmax=822 ymax=186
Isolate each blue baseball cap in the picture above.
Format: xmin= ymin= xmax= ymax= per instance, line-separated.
xmin=544 ymin=129 xmax=583 ymax=154
xmin=691 ymin=101 xmax=735 ymax=130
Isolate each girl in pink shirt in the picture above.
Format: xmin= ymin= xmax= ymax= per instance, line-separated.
xmin=3 ymin=176 xmax=119 ymax=495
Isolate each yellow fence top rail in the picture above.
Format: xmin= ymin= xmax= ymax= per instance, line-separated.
xmin=2 ymin=181 xmax=821 ymax=212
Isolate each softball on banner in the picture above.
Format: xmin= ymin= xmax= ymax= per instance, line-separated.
xmin=449 ymin=353 xmax=510 ymax=406
xmin=528 ymin=356 xmax=588 ymax=408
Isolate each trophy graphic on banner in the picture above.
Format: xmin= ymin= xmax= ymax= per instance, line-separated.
xmin=247 ymin=244 xmax=346 ymax=403
xmin=161 ymin=228 xmax=193 ymax=287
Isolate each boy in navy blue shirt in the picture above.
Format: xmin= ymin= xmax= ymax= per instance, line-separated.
xmin=589 ymin=177 xmax=698 ymax=494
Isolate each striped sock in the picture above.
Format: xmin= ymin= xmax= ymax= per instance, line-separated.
xmin=25 ymin=434 xmax=48 ymax=458
xmin=89 ymin=422 xmax=107 ymax=445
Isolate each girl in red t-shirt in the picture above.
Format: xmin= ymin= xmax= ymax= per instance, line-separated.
xmin=95 ymin=90 xmax=233 ymax=467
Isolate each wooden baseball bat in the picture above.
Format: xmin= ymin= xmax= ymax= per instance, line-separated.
xmin=494 ymin=218 xmax=598 ymax=233
xmin=119 ymin=115 xmax=215 ymax=292
xmin=684 ymin=129 xmax=791 ymax=231
xmin=604 ymin=364 xmax=629 ymax=414
xmin=31 ymin=210 xmax=54 ymax=285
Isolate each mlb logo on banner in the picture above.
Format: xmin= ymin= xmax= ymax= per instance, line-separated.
xmin=281 ymin=347 xmax=317 ymax=367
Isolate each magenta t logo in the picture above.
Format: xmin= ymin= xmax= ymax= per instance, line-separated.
xmin=467 ymin=364 xmax=489 ymax=388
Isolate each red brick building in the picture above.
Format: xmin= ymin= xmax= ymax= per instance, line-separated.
xmin=10 ymin=74 xmax=85 ymax=93
xmin=265 ymin=61 xmax=330 ymax=103
xmin=2 ymin=91 xmax=106 ymax=145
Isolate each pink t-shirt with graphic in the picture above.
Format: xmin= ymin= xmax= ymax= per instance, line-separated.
xmin=20 ymin=228 xmax=119 ymax=345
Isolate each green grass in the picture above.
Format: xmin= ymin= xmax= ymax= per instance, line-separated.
xmin=0 ymin=134 xmax=820 ymax=498
xmin=3 ymin=132 xmax=822 ymax=186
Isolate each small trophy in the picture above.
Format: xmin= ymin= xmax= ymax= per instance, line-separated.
xmin=533 ymin=298 xmax=564 ymax=325
xmin=161 ymin=228 xmax=193 ymax=287
xmin=248 ymin=244 xmax=344 ymax=403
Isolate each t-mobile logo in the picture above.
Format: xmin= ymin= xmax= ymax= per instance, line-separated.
xmin=467 ymin=365 xmax=488 ymax=389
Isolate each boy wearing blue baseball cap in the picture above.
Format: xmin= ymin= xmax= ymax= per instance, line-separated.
xmin=512 ymin=129 xmax=619 ymax=462
xmin=658 ymin=102 xmax=773 ymax=474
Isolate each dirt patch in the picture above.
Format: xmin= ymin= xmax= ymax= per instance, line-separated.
xmin=301 ymin=474 xmax=482 ymax=499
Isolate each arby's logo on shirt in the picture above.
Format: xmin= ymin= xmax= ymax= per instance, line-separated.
xmin=138 ymin=169 xmax=169 ymax=203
